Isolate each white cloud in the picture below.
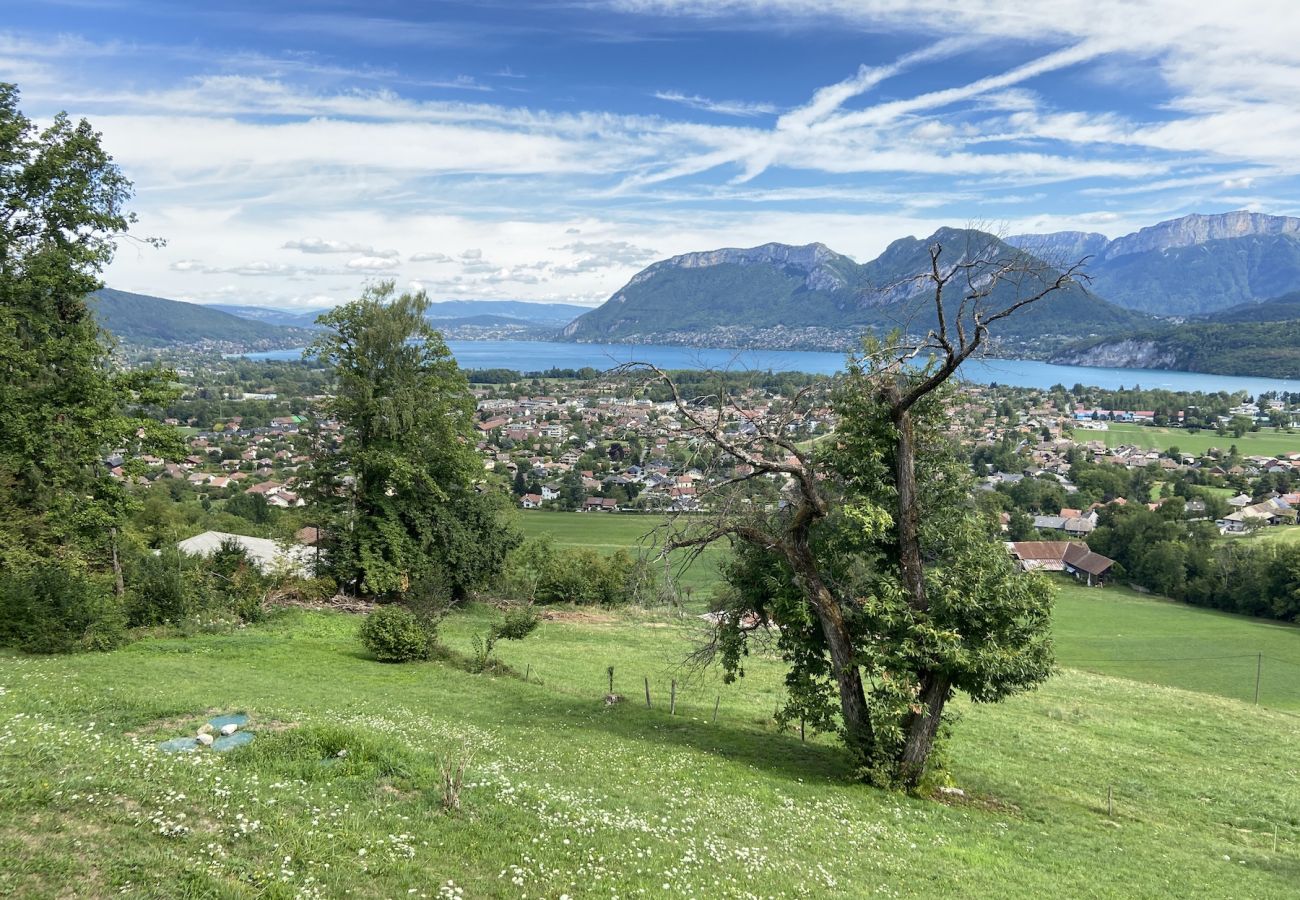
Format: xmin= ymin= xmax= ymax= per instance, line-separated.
xmin=284 ymin=237 xmax=398 ymax=257
xmin=653 ymin=91 xmax=778 ymax=117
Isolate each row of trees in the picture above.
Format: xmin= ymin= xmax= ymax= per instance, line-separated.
xmin=1089 ymin=505 xmax=1300 ymax=620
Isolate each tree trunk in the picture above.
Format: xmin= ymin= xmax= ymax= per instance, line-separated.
xmin=892 ymin=406 xmax=927 ymax=611
xmin=893 ymin=402 xmax=952 ymax=785
xmin=899 ymin=672 xmax=951 ymax=788
xmin=110 ymin=527 xmax=125 ymax=598
xmin=788 ymin=543 xmax=872 ymax=754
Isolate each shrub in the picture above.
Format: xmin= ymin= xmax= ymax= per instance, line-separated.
xmin=359 ymin=604 xmax=436 ymax=662
xmin=126 ymin=550 xmax=190 ymax=627
xmin=500 ymin=538 xmax=659 ymax=606
xmin=0 ymin=565 xmax=127 ymax=654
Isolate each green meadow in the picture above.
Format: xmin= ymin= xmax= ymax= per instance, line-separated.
xmin=1100 ymin=422 xmax=1300 ymax=456
xmin=3 ymin=595 xmax=1300 ymax=898
xmin=517 ymin=509 xmax=726 ymax=600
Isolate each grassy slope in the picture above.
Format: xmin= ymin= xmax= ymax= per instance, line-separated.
xmin=1100 ymin=423 xmax=1300 ymax=456
xmin=517 ymin=510 xmax=726 ymax=599
xmin=1053 ymin=580 xmax=1300 ymax=708
xmin=2 ymin=605 xmax=1299 ymax=898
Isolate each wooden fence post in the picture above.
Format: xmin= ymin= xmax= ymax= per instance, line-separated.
xmin=644 ymin=676 xmax=652 ymax=708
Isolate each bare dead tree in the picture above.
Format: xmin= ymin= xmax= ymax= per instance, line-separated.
xmin=870 ymin=233 xmax=1089 ymax=781
xmin=620 ymin=233 xmax=1087 ymax=786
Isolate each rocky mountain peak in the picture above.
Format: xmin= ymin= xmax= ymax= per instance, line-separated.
xmin=1103 ymin=211 xmax=1300 ymax=260
xmin=622 ymin=241 xmax=853 ymax=294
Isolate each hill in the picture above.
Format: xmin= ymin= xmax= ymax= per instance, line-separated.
xmin=1205 ymin=289 xmax=1300 ymax=323
xmin=1010 ymin=211 xmax=1300 ymax=316
xmin=91 ymin=288 xmax=312 ymax=347
xmin=424 ymin=299 xmax=591 ymax=326
xmin=207 ymin=304 xmax=327 ymax=328
xmin=1049 ymin=316 xmax=1300 ymax=377
xmin=2 ymin=602 xmax=1297 ymax=897
xmin=562 ymin=230 xmax=1148 ymax=355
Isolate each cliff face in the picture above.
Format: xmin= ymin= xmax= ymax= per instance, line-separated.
xmin=1005 ymin=231 xmax=1110 ymax=262
xmin=1102 ymin=211 xmax=1300 ymax=260
xmin=1049 ymin=339 xmax=1179 ymax=370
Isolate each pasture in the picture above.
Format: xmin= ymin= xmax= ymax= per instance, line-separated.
xmin=517 ymin=509 xmax=726 ymax=600
xmin=1053 ymin=580 xmax=1300 ymax=709
xmin=2 ymin=603 xmax=1300 ymax=898
xmin=1100 ymin=422 xmax=1300 ymax=456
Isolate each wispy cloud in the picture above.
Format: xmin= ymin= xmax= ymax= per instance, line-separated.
xmin=653 ymin=91 xmax=777 ymax=117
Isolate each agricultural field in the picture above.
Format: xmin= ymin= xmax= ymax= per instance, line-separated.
xmin=517 ymin=510 xmax=725 ymax=600
xmin=1053 ymin=580 xmax=1300 ymax=709
xmin=1099 ymin=422 xmax=1300 ymax=456
xmin=3 ymin=599 xmax=1300 ymax=898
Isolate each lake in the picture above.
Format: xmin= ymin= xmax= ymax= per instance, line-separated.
xmin=244 ymin=339 xmax=1300 ymax=396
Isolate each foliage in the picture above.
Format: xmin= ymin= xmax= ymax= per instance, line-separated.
xmin=710 ymin=358 xmax=1054 ymax=788
xmin=358 ymin=604 xmax=437 ymax=662
xmin=500 ymin=536 xmax=658 ymax=606
xmin=467 ymin=602 xmax=541 ymax=674
xmin=1089 ymin=504 xmax=1300 ymax=621
xmin=0 ymin=83 xmax=181 ymax=575
xmin=0 ymin=564 xmax=126 ymax=653
xmin=307 ymin=282 xmax=519 ymax=599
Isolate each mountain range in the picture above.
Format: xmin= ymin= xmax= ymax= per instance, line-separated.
xmin=92 ymin=291 xmax=589 ymax=349
xmin=93 ymin=211 xmax=1300 ymax=377
xmin=1007 ymin=211 xmax=1300 ymax=315
xmin=561 ymin=228 xmax=1147 ymax=353
xmin=561 ymin=212 xmax=1300 ymax=369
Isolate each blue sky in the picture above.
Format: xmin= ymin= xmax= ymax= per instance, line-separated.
xmin=5 ymin=0 xmax=1300 ymax=309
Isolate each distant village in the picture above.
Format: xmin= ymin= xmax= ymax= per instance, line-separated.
xmin=107 ymin=367 xmax=1300 ymax=585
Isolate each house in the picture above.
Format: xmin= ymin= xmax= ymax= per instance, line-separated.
xmin=176 ymin=531 xmax=313 ymax=577
xmin=582 ymin=496 xmax=619 ymax=512
xmin=1006 ymin=541 xmax=1116 ymax=586
xmin=519 ymin=493 xmax=544 ymax=509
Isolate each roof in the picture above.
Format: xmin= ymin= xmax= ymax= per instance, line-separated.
xmin=1006 ymin=540 xmax=1115 ymax=576
xmin=177 ymin=530 xmax=312 ymax=576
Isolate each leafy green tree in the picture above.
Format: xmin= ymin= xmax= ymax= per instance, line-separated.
xmin=0 ymin=83 xmax=179 ymax=583
xmin=642 ymin=236 xmax=1076 ymax=788
xmin=307 ymin=283 xmax=519 ymax=599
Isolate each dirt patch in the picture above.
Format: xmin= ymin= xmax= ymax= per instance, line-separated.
xmin=931 ymin=787 xmax=1022 ymax=815
xmin=540 ymin=608 xmax=619 ymax=624
xmin=125 ymin=710 xmax=221 ymax=739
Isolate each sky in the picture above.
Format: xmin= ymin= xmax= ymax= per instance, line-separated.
xmin=5 ymin=0 xmax=1300 ymax=311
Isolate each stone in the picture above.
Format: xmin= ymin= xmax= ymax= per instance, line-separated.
xmin=219 ymin=723 xmax=239 ymax=736
xmin=196 ymin=732 xmax=214 ymax=747
xmin=197 ymin=723 xmax=214 ymax=736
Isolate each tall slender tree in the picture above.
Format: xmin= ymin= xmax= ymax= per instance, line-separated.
xmin=0 ymin=82 xmax=178 ymax=578
xmin=308 ymin=282 xmax=518 ymax=600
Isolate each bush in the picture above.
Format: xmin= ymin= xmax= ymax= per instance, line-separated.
xmin=359 ymin=604 xmax=436 ymax=662
xmin=126 ymin=550 xmax=190 ymax=627
xmin=499 ymin=538 xmax=658 ymax=606
xmin=0 ymin=565 xmax=128 ymax=654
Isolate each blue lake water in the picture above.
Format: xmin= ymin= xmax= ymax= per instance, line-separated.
xmin=243 ymin=339 xmax=1300 ymax=396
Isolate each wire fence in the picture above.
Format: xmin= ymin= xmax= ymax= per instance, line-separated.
xmin=1057 ymin=652 xmax=1300 ymax=714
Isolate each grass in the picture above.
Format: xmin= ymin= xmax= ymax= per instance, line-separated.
xmin=2 ymin=602 xmax=1299 ymax=898
xmin=516 ymin=509 xmax=726 ymax=601
xmin=1053 ymin=579 xmax=1300 ymax=709
xmin=1254 ymin=525 xmax=1300 ymax=546
xmin=1101 ymin=423 xmax=1300 ymax=456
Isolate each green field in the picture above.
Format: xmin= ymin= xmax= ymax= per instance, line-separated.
xmin=517 ymin=509 xmax=726 ymax=600
xmin=6 ymin=530 xmax=1300 ymax=895
xmin=2 ymin=603 xmax=1299 ymax=897
xmin=1053 ymin=580 xmax=1300 ymax=708
xmin=1101 ymin=422 xmax=1300 ymax=455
